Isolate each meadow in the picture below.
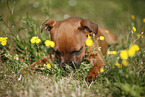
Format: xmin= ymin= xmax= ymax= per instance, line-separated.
xmin=0 ymin=0 xmax=145 ymax=97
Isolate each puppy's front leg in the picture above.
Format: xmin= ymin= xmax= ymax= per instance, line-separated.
xmin=86 ymin=51 xmax=105 ymax=82
xmin=23 ymin=54 xmax=51 ymax=74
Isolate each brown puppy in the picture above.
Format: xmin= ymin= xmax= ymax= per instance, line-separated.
xmin=23 ymin=17 xmax=117 ymax=81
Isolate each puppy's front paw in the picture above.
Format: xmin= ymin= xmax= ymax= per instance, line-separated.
xmin=85 ymin=74 xmax=97 ymax=82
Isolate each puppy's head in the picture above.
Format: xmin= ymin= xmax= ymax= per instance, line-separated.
xmin=41 ymin=17 xmax=98 ymax=69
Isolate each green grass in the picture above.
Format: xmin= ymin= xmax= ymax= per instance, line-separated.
xmin=0 ymin=0 xmax=145 ymax=97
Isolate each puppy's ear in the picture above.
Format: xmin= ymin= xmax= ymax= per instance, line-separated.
xmin=79 ymin=19 xmax=98 ymax=35
xmin=41 ymin=19 xmax=56 ymax=33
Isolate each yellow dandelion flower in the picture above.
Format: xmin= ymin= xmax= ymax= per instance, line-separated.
xmin=32 ymin=36 xmax=38 ymax=40
xmin=132 ymin=27 xmax=136 ymax=32
xmin=35 ymin=39 xmax=41 ymax=43
xmin=30 ymin=36 xmax=41 ymax=44
xmin=49 ymin=41 xmax=55 ymax=47
xmin=99 ymin=36 xmax=104 ymax=41
xmin=44 ymin=40 xmax=50 ymax=46
xmin=143 ymin=18 xmax=145 ymax=23
xmin=115 ymin=63 xmax=121 ymax=68
xmin=30 ymin=36 xmax=38 ymax=43
xmin=0 ymin=37 xmax=7 ymax=46
xmin=128 ymin=47 xmax=136 ymax=57
xmin=46 ymin=63 xmax=51 ymax=69
xmin=122 ymin=60 xmax=128 ymax=66
xmin=45 ymin=40 xmax=55 ymax=47
xmin=0 ymin=37 xmax=3 ymax=41
xmin=128 ymin=44 xmax=139 ymax=57
xmin=100 ymin=68 xmax=104 ymax=73
xmin=120 ymin=50 xmax=128 ymax=60
xmin=30 ymin=39 xmax=36 ymax=43
xmin=131 ymin=44 xmax=139 ymax=51
xmin=108 ymin=51 xmax=117 ymax=55
xmin=1 ymin=40 xmax=7 ymax=46
xmin=131 ymin=15 xmax=135 ymax=20
xmin=0 ymin=37 xmax=7 ymax=41
xmin=85 ymin=38 xmax=93 ymax=47
xmin=112 ymin=51 xmax=117 ymax=55
xmin=3 ymin=37 xmax=7 ymax=40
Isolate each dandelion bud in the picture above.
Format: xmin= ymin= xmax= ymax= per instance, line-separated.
xmin=100 ymin=68 xmax=104 ymax=73
xmin=46 ymin=63 xmax=51 ymax=69
xmin=131 ymin=15 xmax=135 ymax=20
xmin=143 ymin=18 xmax=145 ymax=23
xmin=99 ymin=36 xmax=104 ymax=41
xmin=132 ymin=27 xmax=136 ymax=32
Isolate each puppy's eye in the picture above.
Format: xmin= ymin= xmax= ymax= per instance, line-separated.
xmin=72 ymin=46 xmax=83 ymax=55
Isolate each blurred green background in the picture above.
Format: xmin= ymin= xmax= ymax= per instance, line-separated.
xmin=0 ymin=0 xmax=145 ymax=36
